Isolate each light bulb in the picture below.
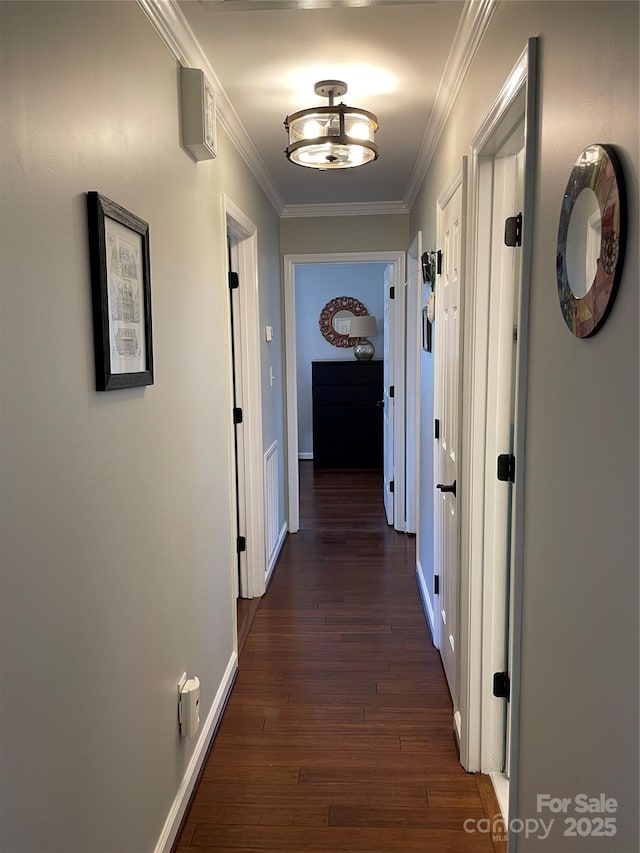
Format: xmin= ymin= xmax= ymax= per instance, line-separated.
xmin=302 ymin=119 xmax=322 ymax=139
xmin=348 ymin=122 xmax=370 ymax=141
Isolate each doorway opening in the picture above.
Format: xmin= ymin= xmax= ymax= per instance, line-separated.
xmin=458 ymin=39 xmax=538 ymax=823
xmin=223 ymin=196 xmax=266 ymax=618
xmin=283 ymin=251 xmax=406 ymax=534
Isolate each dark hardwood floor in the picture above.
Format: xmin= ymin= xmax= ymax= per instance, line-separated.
xmin=176 ymin=463 xmax=504 ymax=852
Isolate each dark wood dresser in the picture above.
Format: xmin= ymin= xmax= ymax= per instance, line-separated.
xmin=311 ymin=359 xmax=383 ymax=468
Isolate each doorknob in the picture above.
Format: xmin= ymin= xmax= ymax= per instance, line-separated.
xmin=436 ymin=480 xmax=456 ymax=497
xmin=376 ymin=400 xmax=384 ymax=407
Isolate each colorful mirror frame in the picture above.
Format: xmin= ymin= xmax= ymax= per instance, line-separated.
xmin=556 ymin=144 xmax=626 ymax=338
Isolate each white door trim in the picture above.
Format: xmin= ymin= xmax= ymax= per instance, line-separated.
xmin=391 ymin=259 xmax=407 ymax=533
xmin=283 ymin=251 xmax=406 ymax=533
xmin=383 ymin=266 xmax=395 ymax=527
xmin=434 ymin=160 xmax=467 ymax=713
xmin=458 ymin=41 xmax=538 ymax=816
xmin=227 ymin=237 xmax=245 ymax=602
xmin=223 ymin=195 xmax=266 ymax=599
xmin=405 ymin=232 xmax=423 ymax=535
xmin=480 ymin=142 xmax=525 ymax=774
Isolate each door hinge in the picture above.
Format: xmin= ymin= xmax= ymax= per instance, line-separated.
xmin=389 ymin=385 xmax=395 ymax=398
xmin=236 ymin=536 xmax=246 ymax=554
xmin=434 ymin=574 xmax=439 ymax=595
xmin=389 ymin=286 xmax=395 ymax=299
xmin=497 ymin=453 xmax=516 ymax=483
xmin=434 ymin=418 xmax=440 ymax=440
xmin=493 ymin=671 xmax=510 ymax=701
xmin=436 ymin=249 xmax=443 ymax=275
xmin=504 ymin=213 xmax=523 ymax=247
xmin=233 ymin=407 xmax=243 ymax=425
xmin=390 ymin=480 xmax=395 ymax=494
xmin=228 ymin=271 xmax=240 ymax=290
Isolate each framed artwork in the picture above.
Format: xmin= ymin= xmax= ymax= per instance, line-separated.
xmin=421 ymin=250 xmax=441 ymax=288
xmin=422 ymin=305 xmax=432 ymax=353
xmin=87 ymin=192 xmax=154 ymax=391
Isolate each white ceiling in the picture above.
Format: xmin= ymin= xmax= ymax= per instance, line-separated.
xmin=177 ymin=0 xmax=469 ymax=211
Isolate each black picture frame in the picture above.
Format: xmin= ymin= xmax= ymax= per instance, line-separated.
xmin=422 ymin=305 xmax=432 ymax=353
xmin=421 ymin=250 xmax=442 ymax=289
xmin=87 ymin=192 xmax=154 ymax=391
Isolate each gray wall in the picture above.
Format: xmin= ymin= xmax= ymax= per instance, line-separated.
xmin=411 ymin=2 xmax=638 ymax=850
xmin=0 ymin=2 xmax=284 ymax=851
xmin=295 ymin=263 xmax=386 ymax=455
xmin=281 ymin=213 xmax=409 ymax=256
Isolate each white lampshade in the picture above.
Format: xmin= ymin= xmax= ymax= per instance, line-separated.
xmin=349 ymin=315 xmax=378 ymax=338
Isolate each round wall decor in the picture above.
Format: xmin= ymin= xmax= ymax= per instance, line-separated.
xmin=319 ymin=296 xmax=369 ymax=347
xmin=556 ymin=144 xmax=626 ymax=338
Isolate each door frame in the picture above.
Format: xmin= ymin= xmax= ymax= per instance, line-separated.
xmin=382 ymin=265 xmax=396 ymax=527
xmin=223 ymin=195 xmax=266 ymax=599
xmin=405 ymin=232 xmax=423 ymax=536
xmin=227 ymin=236 xmax=246 ymax=602
xmin=479 ymin=142 xmax=525 ymax=779
xmin=432 ymin=161 xmax=467 ymax=731
xmin=458 ymin=39 xmax=538 ymax=818
xmin=283 ymin=251 xmax=405 ymax=533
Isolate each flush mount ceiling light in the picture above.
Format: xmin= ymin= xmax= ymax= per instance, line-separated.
xmin=284 ymin=80 xmax=379 ymax=170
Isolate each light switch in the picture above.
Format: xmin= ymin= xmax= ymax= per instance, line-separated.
xmin=265 ymin=325 xmax=274 ymax=342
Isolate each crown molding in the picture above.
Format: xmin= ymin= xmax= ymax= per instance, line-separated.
xmin=137 ymin=0 xmax=284 ymax=214
xmin=404 ymin=0 xmax=497 ymax=209
xmin=138 ymin=0 xmax=495 ymax=218
xmin=281 ymin=200 xmax=409 ymax=218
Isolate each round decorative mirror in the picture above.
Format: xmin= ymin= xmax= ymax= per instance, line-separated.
xmin=556 ymin=144 xmax=626 ymax=337
xmin=319 ymin=296 xmax=369 ymax=347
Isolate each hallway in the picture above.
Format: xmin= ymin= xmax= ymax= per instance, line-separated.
xmin=176 ymin=464 xmax=503 ymax=851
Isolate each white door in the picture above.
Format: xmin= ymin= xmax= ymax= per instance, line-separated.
xmin=434 ymin=166 xmax=465 ymax=704
xmin=228 ymin=237 xmax=247 ymax=599
xmin=479 ymin=128 xmax=527 ymax=779
xmin=224 ymin=198 xmax=266 ymax=601
xmin=405 ymin=232 xmax=422 ymax=535
xmin=503 ymin=147 xmax=525 ymax=776
xmin=383 ymin=264 xmax=394 ymax=525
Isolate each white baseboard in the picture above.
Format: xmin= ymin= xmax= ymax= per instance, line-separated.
xmin=490 ymin=771 xmax=510 ymax=821
xmin=298 ymin=452 xmax=313 ymax=460
xmin=154 ymin=651 xmax=238 ymax=853
xmin=454 ymin=709 xmax=462 ymax=742
xmin=416 ymin=562 xmax=438 ymax=648
xmin=266 ymin=522 xmax=287 ymax=587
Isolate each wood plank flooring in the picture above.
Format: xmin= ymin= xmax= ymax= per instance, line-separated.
xmin=175 ymin=463 xmax=504 ymax=852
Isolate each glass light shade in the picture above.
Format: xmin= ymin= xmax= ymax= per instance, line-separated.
xmin=285 ymin=103 xmax=378 ymax=170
